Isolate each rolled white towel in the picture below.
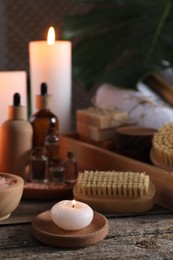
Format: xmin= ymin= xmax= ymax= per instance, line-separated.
xmin=94 ymin=83 xmax=173 ymax=129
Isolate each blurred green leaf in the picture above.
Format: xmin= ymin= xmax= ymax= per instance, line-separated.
xmin=63 ymin=0 xmax=173 ymax=89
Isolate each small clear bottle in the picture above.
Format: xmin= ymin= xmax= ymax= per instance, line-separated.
xmin=30 ymin=147 xmax=48 ymax=182
xmin=64 ymin=151 xmax=78 ymax=185
xmin=44 ymin=127 xmax=59 ymax=163
xmin=49 ymin=158 xmax=64 ymax=183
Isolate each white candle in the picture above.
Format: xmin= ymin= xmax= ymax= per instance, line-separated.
xmin=51 ymin=200 xmax=94 ymax=231
xmin=0 ymin=71 xmax=27 ymax=125
xmin=29 ymin=27 xmax=72 ymax=133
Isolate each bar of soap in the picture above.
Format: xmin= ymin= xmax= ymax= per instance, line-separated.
xmin=76 ymin=107 xmax=128 ymax=129
xmin=77 ymin=122 xmax=116 ymax=141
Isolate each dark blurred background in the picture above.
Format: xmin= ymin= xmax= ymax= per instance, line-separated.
xmin=0 ymin=0 xmax=97 ymax=121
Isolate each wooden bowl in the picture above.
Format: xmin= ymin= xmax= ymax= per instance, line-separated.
xmin=0 ymin=173 xmax=24 ymax=221
xmin=115 ymin=126 xmax=156 ymax=163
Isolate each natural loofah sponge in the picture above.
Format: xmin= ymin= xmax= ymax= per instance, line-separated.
xmin=152 ymin=123 xmax=173 ymax=167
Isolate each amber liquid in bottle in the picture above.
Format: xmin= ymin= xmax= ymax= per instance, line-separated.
xmin=29 ymin=82 xmax=59 ymax=148
xmin=30 ymin=110 xmax=58 ymax=147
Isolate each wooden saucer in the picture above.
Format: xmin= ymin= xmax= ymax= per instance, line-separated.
xmin=32 ymin=210 xmax=108 ymax=248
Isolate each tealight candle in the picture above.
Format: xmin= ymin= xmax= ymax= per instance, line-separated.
xmin=51 ymin=200 xmax=94 ymax=231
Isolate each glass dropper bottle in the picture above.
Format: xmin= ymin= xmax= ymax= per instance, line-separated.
xmin=29 ymin=82 xmax=59 ymax=148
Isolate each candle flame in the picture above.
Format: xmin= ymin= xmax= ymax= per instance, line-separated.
xmin=47 ymin=26 xmax=55 ymax=45
xmin=72 ymin=200 xmax=76 ymax=208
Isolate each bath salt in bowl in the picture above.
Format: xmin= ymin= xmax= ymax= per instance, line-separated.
xmin=0 ymin=173 xmax=24 ymax=221
xmin=0 ymin=175 xmax=16 ymax=188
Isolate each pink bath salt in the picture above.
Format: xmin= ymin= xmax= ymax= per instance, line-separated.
xmin=0 ymin=175 xmax=16 ymax=188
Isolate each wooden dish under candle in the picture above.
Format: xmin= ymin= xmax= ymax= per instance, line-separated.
xmin=32 ymin=210 xmax=108 ymax=248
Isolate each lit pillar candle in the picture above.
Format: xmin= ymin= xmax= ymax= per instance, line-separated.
xmin=51 ymin=200 xmax=94 ymax=231
xmin=29 ymin=27 xmax=72 ymax=133
xmin=0 ymin=71 xmax=27 ymax=125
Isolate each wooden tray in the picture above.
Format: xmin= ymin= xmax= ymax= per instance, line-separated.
xmin=23 ymin=182 xmax=73 ymax=201
xmin=32 ymin=210 xmax=108 ymax=248
xmin=59 ymin=133 xmax=173 ymax=211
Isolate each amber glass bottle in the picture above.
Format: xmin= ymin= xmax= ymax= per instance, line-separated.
xmin=29 ymin=82 xmax=59 ymax=148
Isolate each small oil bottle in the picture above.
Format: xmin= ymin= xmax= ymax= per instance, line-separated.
xmin=30 ymin=147 xmax=48 ymax=183
xmin=44 ymin=125 xmax=59 ymax=163
xmin=49 ymin=158 xmax=64 ymax=183
xmin=64 ymin=151 xmax=78 ymax=185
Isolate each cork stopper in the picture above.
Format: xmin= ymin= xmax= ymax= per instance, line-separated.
xmin=35 ymin=82 xmax=52 ymax=110
xmin=8 ymin=93 xmax=26 ymax=120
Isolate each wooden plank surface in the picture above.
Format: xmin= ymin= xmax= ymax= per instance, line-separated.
xmin=0 ymin=200 xmax=55 ymax=225
xmin=1 ymin=134 xmax=173 ymax=259
xmin=2 ymin=105 xmax=173 ymax=258
xmin=1 ymin=200 xmax=173 ymax=259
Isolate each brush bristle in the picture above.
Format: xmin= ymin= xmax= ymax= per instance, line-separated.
xmin=76 ymin=170 xmax=150 ymax=198
xmin=153 ymin=123 xmax=173 ymax=167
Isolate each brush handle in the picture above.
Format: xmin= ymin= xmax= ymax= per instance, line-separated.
xmin=73 ymin=182 xmax=156 ymax=214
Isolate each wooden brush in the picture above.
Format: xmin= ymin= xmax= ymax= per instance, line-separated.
xmin=73 ymin=170 xmax=156 ymax=214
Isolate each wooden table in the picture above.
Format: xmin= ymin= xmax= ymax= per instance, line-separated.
xmin=1 ymin=200 xmax=173 ymax=259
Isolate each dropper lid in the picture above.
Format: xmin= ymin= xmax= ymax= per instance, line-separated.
xmin=41 ymin=82 xmax=47 ymax=96
xmin=35 ymin=82 xmax=52 ymax=110
xmin=8 ymin=92 xmax=26 ymax=120
xmin=13 ymin=93 xmax=21 ymax=106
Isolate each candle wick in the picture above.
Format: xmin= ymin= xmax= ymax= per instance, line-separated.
xmin=72 ymin=204 xmax=75 ymax=208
